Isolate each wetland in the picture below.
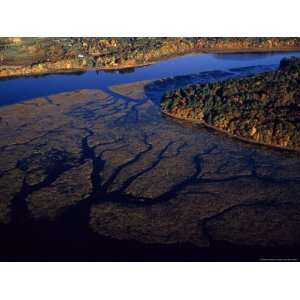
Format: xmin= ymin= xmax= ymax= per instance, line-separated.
xmin=1 ymin=51 xmax=300 ymax=261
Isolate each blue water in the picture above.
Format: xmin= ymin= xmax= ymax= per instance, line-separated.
xmin=1 ymin=51 xmax=300 ymax=106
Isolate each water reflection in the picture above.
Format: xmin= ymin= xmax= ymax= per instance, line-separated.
xmin=213 ymin=52 xmax=288 ymax=61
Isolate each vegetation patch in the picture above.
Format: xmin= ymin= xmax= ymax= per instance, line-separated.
xmin=1 ymin=37 xmax=300 ymax=78
xmin=161 ymin=57 xmax=300 ymax=151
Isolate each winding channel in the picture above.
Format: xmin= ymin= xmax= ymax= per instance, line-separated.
xmin=1 ymin=51 xmax=300 ymax=261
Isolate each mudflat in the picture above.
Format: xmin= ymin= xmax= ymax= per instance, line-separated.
xmin=0 ymin=80 xmax=300 ymax=252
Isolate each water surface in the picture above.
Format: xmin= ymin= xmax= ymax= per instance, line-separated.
xmin=1 ymin=51 xmax=300 ymax=105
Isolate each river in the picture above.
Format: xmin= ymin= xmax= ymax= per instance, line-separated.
xmin=0 ymin=51 xmax=300 ymax=261
xmin=1 ymin=51 xmax=300 ymax=105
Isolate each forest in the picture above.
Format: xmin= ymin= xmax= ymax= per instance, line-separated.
xmin=161 ymin=56 xmax=300 ymax=151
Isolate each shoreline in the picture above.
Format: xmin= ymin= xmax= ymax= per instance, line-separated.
xmin=1 ymin=47 xmax=300 ymax=79
xmin=0 ymin=62 xmax=154 ymax=80
xmin=161 ymin=110 xmax=300 ymax=154
xmin=201 ymin=47 xmax=300 ymax=54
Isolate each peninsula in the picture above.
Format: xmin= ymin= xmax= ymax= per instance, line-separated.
xmin=161 ymin=57 xmax=300 ymax=151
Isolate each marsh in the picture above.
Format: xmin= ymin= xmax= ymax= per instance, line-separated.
xmin=1 ymin=51 xmax=300 ymax=261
